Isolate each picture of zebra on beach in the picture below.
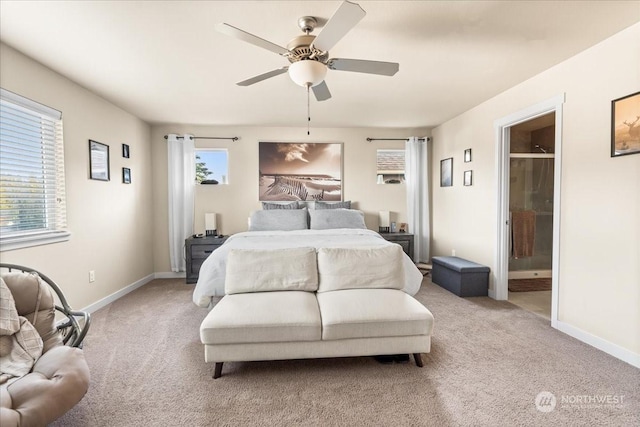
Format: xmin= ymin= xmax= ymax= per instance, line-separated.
xmin=259 ymin=142 xmax=342 ymax=201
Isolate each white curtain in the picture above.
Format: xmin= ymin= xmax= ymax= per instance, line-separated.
xmin=167 ymin=134 xmax=195 ymax=272
xmin=405 ymin=137 xmax=430 ymax=263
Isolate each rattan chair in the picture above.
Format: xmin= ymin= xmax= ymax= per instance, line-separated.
xmin=0 ymin=263 xmax=91 ymax=427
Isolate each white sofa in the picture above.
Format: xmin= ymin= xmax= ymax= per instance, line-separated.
xmin=200 ymin=245 xmax=434 ymax=378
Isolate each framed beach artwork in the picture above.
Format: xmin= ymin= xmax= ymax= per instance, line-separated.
xmin=258 ymin=142 xmax=343 ymax=201
xmin=611 ymin=91 xmax=640 ymax=157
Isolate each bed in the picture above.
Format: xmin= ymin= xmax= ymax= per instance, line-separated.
xmin=192 ymin=228 xmax=424 ymax=308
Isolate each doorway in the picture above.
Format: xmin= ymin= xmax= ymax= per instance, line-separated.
xmin=494 ymin=94 xmax=564 ymax=328
xmin=507 ymin=113 xmax=555 ymax=319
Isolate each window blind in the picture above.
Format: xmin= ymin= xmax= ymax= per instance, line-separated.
xmin=0 ymin=88 xmax=68 ymax=250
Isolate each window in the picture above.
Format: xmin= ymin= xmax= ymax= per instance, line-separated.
xmin=0 ymin=88 xmax=69 ymax=251
xmin=376 ymin=149 xmax=405 ymax=184
xmin=195 ymin=149 xmax=228 ymax=184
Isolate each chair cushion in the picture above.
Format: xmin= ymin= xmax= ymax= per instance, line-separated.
xmin=1 ymin=272 xmax=62 ymax=352
xmin=316 ymin=289 xmax=434 ymax=341
xmin=225 ymin=247 xmax=318 ymax=294
xmin=200 ymin=291 xmax=321 ymax=344
xmin=317 ymin=246 xmax=404 ymax=292
xmin=0 ymin=346 xmax=89 ymax=427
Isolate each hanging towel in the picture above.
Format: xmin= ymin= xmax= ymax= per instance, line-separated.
xmin=511 ymin=210 xmax=536 ymax=258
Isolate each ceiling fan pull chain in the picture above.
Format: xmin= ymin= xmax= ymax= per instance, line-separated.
xmin=307 ymin=83 xmax=311 ymax=135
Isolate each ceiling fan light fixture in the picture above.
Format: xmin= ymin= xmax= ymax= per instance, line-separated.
xmin=288 ymin=60 xmax=327 ymax=87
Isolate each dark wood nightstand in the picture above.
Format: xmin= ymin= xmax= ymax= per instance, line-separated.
xmin=185 ymin=235 xmax=229 ymax=284
xmin=380 ymin=232 xmax=414 ymax=259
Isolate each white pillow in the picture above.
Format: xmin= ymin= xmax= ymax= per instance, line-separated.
xmin=309 ymin=209 xmax=366 ymax=230
xmin=225 ymin=247 xmax=318 ymax=294
xmin=317 ymin=245 xmax=405 ymax=292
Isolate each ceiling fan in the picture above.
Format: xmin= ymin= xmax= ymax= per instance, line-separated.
xmin=216 ymin=0 xmax=399 ymax=102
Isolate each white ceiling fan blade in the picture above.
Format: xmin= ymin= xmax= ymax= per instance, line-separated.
xmin=311 ymin=1 xmax=366 ymax=52
xmin=237 ymin=67 xmax=289 ymax=86
xmin=328 ymin=58 xmax=399 ymax=76
xmin=312 ymin=81 xmax=332 ymax=101
xmin=216 ymin=23 xmax=289 ymax=56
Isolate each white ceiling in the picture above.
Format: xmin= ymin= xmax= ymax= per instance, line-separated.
xmin=1 ymin=1 xmax=638 ymax=129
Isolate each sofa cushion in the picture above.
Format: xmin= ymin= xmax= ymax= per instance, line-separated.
xmin=225 ymin=247 xmax=318 ymax=294
xmin=316 ymin=289 xmax=434 ymax=341
xmin=200 ymin=291 xmax=322 ymax=344
xmin=317 ymin=246 xmax=404 ymax=292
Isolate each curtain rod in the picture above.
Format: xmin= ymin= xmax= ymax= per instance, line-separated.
xmin=163 ymin=135 xmax=239 ymax=141
xmin=366 ymin=137 xmax=430 ymax=142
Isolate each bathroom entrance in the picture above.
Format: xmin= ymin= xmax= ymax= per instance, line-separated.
xmin=507 ymin=113 xmax=555 ymax=319
xmin=494 ymin=94 xmax=564 ymax=327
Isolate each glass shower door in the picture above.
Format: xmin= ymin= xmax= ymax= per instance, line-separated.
xmin=509 ymin=157 xmax=554 ymax=271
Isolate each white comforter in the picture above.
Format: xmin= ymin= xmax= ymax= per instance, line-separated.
xmin=193 ymin=229 xmax=423 ymax=307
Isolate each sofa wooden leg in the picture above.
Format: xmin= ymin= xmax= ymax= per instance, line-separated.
xmin=213 ymin=362 xmax=223 ymax=379
xmin=413 ymin=353 xmax=424 ymax=367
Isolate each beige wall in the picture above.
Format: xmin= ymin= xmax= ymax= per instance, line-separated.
xmin=150 ymin=125 xmax=429 ymax=273
xmin=0 ymin=43 xmax=154 ymax=309
xmin=431 ymin=24 xmax=640 ymax=356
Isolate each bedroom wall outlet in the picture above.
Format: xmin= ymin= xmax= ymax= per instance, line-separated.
xmin=451 ymin=249 xmax=456 ymax=256
xmin=89 ymin=270 xmax=95 ymax=283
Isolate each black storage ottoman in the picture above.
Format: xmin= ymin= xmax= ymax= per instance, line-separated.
xmin=431 ymin=256 xmax=490 ymax=297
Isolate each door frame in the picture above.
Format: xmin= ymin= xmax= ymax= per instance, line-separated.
xmin=493 ymin=94 xmax=564 ymax=328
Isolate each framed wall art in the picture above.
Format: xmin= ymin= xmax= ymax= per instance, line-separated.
xmin=122 ymin=167 xmax=131 ymax=184
xmin=464 ymin=170 xmax=473 ymax=186
xmin=464 ymin=148 xmax=472 ymax=162
xmin=258 ymin=142 xmax=343 ymax=201
xmin=122 ymin=143 xmax=130 ymax=158
xmin=611 ymin=91 xmax=640 ymax=157
xmin=89 ymin=140 xmax=110 ymax=181
xmin=440 ymin=157 xmax=453 ymax=187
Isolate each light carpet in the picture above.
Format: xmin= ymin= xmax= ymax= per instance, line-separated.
xmin=53 ymin=278 xmax=639 ymax=427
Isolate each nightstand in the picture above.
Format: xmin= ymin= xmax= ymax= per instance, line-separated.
xmin=380 ymin=232 xmax=414 ymax=259
xmin=185 ymin=235 xmax=229 ymax=284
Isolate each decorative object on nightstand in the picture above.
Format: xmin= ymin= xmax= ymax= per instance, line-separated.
xmin=205 ymin=212 xmax=217 ymax=236
xmin=379 ymin=211 xmax=390 ymax=233
xmin=379 ymin=232 xmax=414 ymax=259
xmin=185 ymin=235 xmax=229 ymax=283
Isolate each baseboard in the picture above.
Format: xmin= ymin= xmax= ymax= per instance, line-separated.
xmin=154 ymin=271 xmax=186 ymax=279
xmin=556 ymin=320 xmax=640 ymax=369
xmin=82 ymin=273 xmax=155 ymax=314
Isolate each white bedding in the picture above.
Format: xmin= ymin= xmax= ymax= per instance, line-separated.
xmin=192 ymin=229 xmax=424 ymax=307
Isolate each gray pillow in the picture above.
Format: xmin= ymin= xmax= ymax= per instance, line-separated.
xmin=262 ymin=201 xmax=301 ymax=210
xmin=309 ymin=209 xmax=366 ymax=230
xmin=314 ymin=200 xmax=351 ymax=210
xmin=249 ymin=208 xmax=308 ymax=231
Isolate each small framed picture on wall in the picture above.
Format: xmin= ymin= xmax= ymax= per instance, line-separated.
xmin=611 ymin=91 xmax=640 ymax=157
xmin=464 ymin=148 xmax=472 ymax=162
xmin=122 ymin=143 xmax=130 ymax=158
xmin=122 ymin=167 xmax=131 ymax=184
xmin=89 ymin=140 xmax=110 ymax=181
xmin=464 ymin=170 xmax=473 ymax=186
xmin=440 ymin=158 xmax=453 ymax=187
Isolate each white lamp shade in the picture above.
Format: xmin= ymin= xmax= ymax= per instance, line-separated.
xmin=379 ymin=211 xmax=390 ymax=228
xmin=288 ymin=60 xmax=327 ymax=87
xmin=205 ymin=213 xmax=217 ymax=231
